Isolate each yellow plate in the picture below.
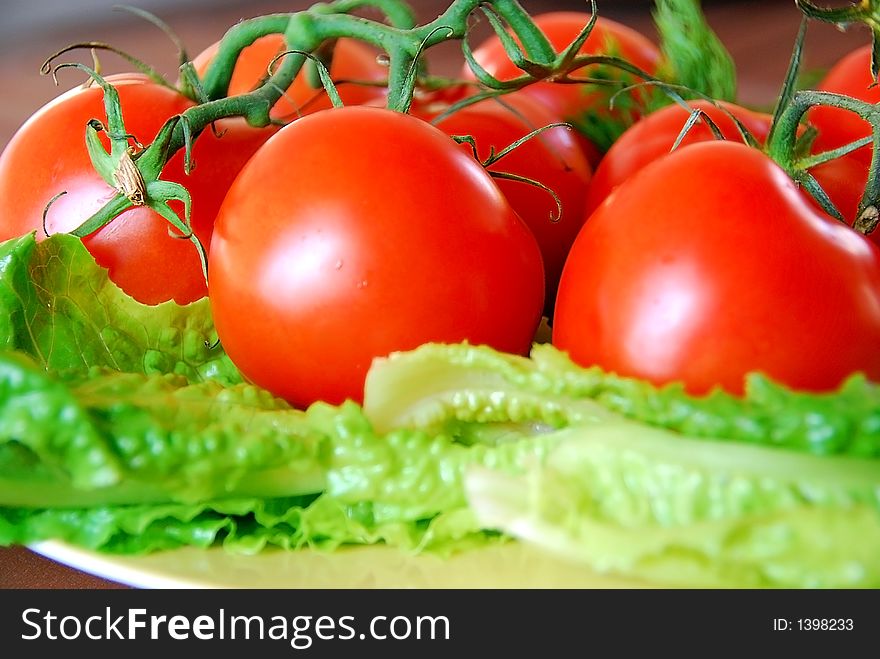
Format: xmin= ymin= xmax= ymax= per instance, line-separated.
xmin=30 ymin=540 xmax=656 ymax=589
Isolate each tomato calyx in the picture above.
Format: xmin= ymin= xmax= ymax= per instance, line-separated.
xmin=463 ymin=0 xmax=655 ymax=100
xmin=43 ymin=63 xmax=209 ymax=283
xmin=768 ymin=88 xmax=880 ymax=236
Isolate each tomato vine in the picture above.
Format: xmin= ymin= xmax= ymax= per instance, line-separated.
xmin=39 ymin=0 xmax=662 ymax=266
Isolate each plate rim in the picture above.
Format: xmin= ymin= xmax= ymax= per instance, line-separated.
xmin=28 ymin=540 xmax=218 ymax=589
xmin=26 ymin=539 xmax=655 ymax=590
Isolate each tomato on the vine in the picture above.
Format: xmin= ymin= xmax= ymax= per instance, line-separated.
xmin=584 ymin=100 xmax=773 ymax=217
xmin=411 ymin=92 xmax=591 ymax=313
xmin=464 ymin=12 xmax=662 ymax=165
xmin=192 ymin=34 xmax=387 ymax=119
xmin=0 ymin=74 xmax=274 ymax=305
xmin=582 ymin=98 xmax=873 ymax=242
xmin=553 ymin=141 xmax=880 ymax=395
xmin=209 ymin=105 xmax=545 ymax=409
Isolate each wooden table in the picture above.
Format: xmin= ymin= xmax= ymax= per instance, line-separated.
xmin=0 ymin=0 xmax=869 ymax=589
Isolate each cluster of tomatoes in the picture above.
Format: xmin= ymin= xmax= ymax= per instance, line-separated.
xmin=0 ymin=10 xmax=878 ymax=409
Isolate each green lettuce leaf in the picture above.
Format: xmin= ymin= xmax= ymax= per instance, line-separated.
xmin=0 ymin=350 xmax=553 ymax=554
xmin=0 ymin=232 xmax=241 ymax=384
xmin=465 ymin=421 xmax=880 ymax=588
xmin=1 ymin=232 xmax=878 ymax=587
xmin=365 ymin=343 xmax=880 ymax=458
xmin=0 ymin=350 xmax=326 ymax=501
xmin=0 ymin=494 xmax=496 ymax=556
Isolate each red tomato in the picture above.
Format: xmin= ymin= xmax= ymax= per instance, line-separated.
xmin=582 ymin=99 xmax=876 ymax=244
xmin=464 ymin=12 xmax=661 ymax=165
xmin=192 ymin=34 xmax=387 ymax=119
xmin=553 ymin=141 xmax=880 ymax=395
xmin=412 ymin=93 xmax=592 ymax=313
xmin=584 ymin=100 xmax=773 ymax=217
xmin=802 ymin=46 xmax=880 ymax=244
xmin=809 ymin=45 xmax=879 ymax=168
xmin=0 ymin=74 xmax=274 ymax=304
xmin=209 ymin=106 xmax=545 ymax=408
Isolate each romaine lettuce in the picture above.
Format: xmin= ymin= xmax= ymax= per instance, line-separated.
xmin=1 ymin=234 xmax=878 ymax=587
xmin=0 ymin=232 xmax=241 ymax=384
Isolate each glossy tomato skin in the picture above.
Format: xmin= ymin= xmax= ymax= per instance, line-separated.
xmin=584 ymin=100 xmax=773 ymax=216
xmin=809 ymin=45 xmax=879 ymax=168
xmin=209 ymin=106 xmax=545 ymax=409
xmin=553 ymin=141 xmax=880 ymax=395
xmin=192 ymin=34 xmax=387 ymax=119
xmin=413 ymin=93 xmax=592 ymax=314
xmin=0 ymin=74 xmax=275 ymax=305
xmin=465 ymin=13 xmax=661 ymax=165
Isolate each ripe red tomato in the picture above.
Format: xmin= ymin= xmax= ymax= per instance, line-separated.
xmin=412 ymin=92 xmax=592 ymax=313
xmin=209 ymin=106 xmax=545 ymax=409
xmin=809 ymin=45 xmax=879 ymax=168
xmin=553 ymin=141 xmax=880 ymax=395
xmin=0 ymin=74 xmax=274 ymax=304
xmin=582 ymin=99 xmax=875 ymax=244
xmin=801 ymin=46 xmax=880 ymax=244
xmin=192 ymin=34 xmax=387 ymax=119
xmin=464 ymin=12 xmax=661 ymax=165
xmin=584 ymin=100 xmax=773 ymax=217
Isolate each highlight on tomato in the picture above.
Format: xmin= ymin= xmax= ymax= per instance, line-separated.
xmin=192 ymin=34 xmax=388 ymax=120
xmin=464 ymin=12 xmax=662 ymax=165
xmin=553 ymin=140 xmax=880 ymax=396
xmin=411 ymin=91 xmax=592 ymax=314
xmin=208 ymin=105 xmax=545 ymax=409
xmin=0 ymin=74 xmax=275 ymax=305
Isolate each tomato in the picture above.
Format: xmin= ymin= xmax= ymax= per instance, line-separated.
xmin=553 ymin=141 xmax=880 ymax=395
xmin=209 ymin=106 xmax=545 ymax=408
xmin=801 ymin=46 xmax=880 ymax=244
xmin=192 ymin=34 xmax=387 ymax=119
xmin=411 ymin=92 xmax=591 ymax=314
xmin=582 ymin=99 xmax=876 ymax=244
xmin=464 ymin=12 xmax=662 ymax=165
xmin=808 ymin=45 xmax=879 ymax=168
xmin=0 ymin=74 xmax=274 ymax=304
xmin=584 ymin=100 xmax=773 ymax=217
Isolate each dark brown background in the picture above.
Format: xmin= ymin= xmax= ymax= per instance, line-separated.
xmin=0 ymin=0 xmax=869 ymax=588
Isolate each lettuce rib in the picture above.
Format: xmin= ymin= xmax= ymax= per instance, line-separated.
xmin=465 ymin=421 xmax=880 ymax=588
xmin=365 ymin=343 xmax=880 ymax=458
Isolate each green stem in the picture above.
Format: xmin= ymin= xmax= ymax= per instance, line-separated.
xmin=199 ymin=14 xmax=295 ymax=101
xmin=482 ymin=0 xmax=555 ymax=64
xmin=73 ymin=0 xmax=676 ymax=261
xmin=769 ymin=89 xmax=880 ymax=232
xmin=170 ymin=0 xmax=586 ymax=142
